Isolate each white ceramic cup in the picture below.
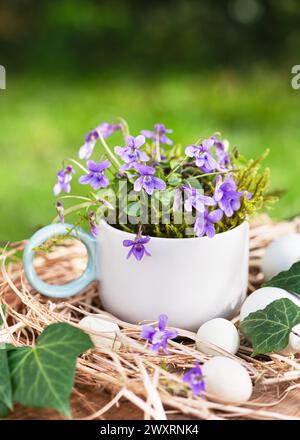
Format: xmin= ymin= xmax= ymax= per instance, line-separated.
xmin=24 ymin=221 xmax=249 ymax=330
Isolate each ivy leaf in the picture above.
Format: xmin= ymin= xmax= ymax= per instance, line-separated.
xmin=0 ymin=305 xmax=11 ymax=418
xmin=8 ymin=323 xmax=93 ymax=417
xmin=263 ymin=261 xmax=300 ymax=296
xmin=240 ymin=298 xmax=300 ymax=356
xmin=0 ymin=401 xmax=10 ymax=418
xmin=0 ymin=346 xmax=12 ymax=416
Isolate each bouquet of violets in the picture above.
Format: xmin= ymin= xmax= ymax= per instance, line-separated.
xmin=53 ymin=118 xmax=272 ymax=261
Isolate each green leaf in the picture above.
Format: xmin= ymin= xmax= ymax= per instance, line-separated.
xmin=0 ymin=401 xmax=9 ymax=418
xmin=185 ymin=177 xmax=203 ymax=190
xmin=124 ymin=201 xmax=141 ymax=217
xmin=170 ymin=159 xmax=180 ymax=169
xmin=8 ymin=323 xmax=94 ymax=417
xmin=154 ymin=167 xmax=166 ymax=180
xmin=240 ymin=298 xmax=300 ymax=356
xmin=154 ymin=189 xmax=174 ymax=207
xmin=0 ymin=346 xmax=13 ymax=411
xmin=167 ymin=174 xmax=182 ymax=186
xmin=0 ymin=305 xmax=11 ymax=417
xmin=263 ymin=261 xmax=300 ymax=296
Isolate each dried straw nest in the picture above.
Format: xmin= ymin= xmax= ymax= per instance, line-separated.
xmin=1 ymin=215 xmax=300 ymax=420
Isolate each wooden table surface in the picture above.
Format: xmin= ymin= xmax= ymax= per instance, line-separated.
xmin=7 ymin=383 xmax=300 ymax=420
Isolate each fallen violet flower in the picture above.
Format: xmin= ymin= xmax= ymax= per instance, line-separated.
xmin=79 ymin=159 xmax=111 ymax=190
xmin=141 ymin=314 xmax=178 ymax=354
xmin=123 ymin=234 xmax=151 ymax=261
xmin=134 ymin=164 xmax=166 ymax=195
xmin=194 ymin=208 xmax=223 ymax=238
xmin=89 ymin=211 xmax=99 ymax=237
xmin=183 ymin=361 xmax=205 ymax=396
xmin=79 ymin=122 xmax=121 ymax=160
xmin=53 ymin=165 xmax=75 ymax=196
xmin=141 ymin=123 xmax=173 ymax=145
xmin=185 ymin=139 xmax=219 ymax=173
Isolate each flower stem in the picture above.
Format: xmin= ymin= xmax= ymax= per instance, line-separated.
xmin=189 ymin=168 xmax=240 ymax=180
xmin=52 ymin=201 xmax=92 ymax=224
xmin=167 ymin=156 xmax=188 ymax=178
xmin=119 ymin=223 xmax=134 ymax=233
xmin=155 ymin=133 xmax=161 ymax=162
xmin=65 ymin=158 xmax=89 ymax=174
xmin=96 ymin=129 xmax=121 ymax=169
xmin=117 ymin=117 xmax=130 ymax=137
xmin=59 ymin=195 xmax=92 ymax=202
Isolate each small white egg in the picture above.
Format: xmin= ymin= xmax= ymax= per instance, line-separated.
xmin=240 ymin=287 xmax=300 ymax=354
xmin=262 ymin=234 xmax=300 ymax=281
xmin=280 ymin=323 xmax=300 ymax=355
xmin=196 ymin=318 xmax=240 ymax=356
xmin=79 ymin=315 xmax=121 ymax=350
xmin=289 ymin=323 xmax=300 ymax=352
xmin=240 ymin=287 xmax=300 ymax=322
xmin=202 ymin=356 xmax=253 ymax=403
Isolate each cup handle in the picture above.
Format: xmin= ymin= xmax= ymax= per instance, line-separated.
xmin=23 ymin=223 xmax=98 ymax=298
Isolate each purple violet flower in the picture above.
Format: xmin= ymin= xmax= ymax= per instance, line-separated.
xmin=141 ymin=314 xmax=178 ymax=354
xmin=115 ymin=135 xmax=149 ymax=166
xmin=183 ymin=362 xmax=205 ymax=396
xmin=123 ymin=234 xmax=151 ymax=261
xmin=211 ymin=135 xmax=230 ymax=168
xmin=214 ymin=175 xmax=251 ymax=217
xmin=194 ymin=208 xmax=223 ymax=238
xmin=89 ymin=211 xmax=99 ymax=237
xmin=55 ymin=201 xmax=65 ymax=223
xmin=119 ymin=161 xmax=138 ymax=175
xmin=182 ymin=186 xmax=216 ymax=213
xmin=79 ymin=159 xmax=111 ymax=190
xmin=185 ymin=139 xmax=219 ymax=173
xmin=141 ymin=123 xmax=173 ymax=145
xmin=98 ymin=122 xmax=121 ymax=138
xmin=133 ymin=164 xmax=166 ymax=195
xmin=79 ymin=122 xmax=121 ymax=160
xmin=79 ymin=129 xmax=99 ymax=160
xmin=53 ymin=165 xmax=75 ymax=196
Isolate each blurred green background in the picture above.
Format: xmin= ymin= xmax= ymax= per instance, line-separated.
xmin=1 ymin=0 xmax=300 ymax=241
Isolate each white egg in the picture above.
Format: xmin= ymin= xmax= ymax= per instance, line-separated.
xmin=280 ymin=323 xmax=300 ymax=355
xmin=240 ymin=287 xmax=300 ymax=354
xmin=202 ymin=356 xmax=253 ymax=403
xmin=289 ymin=323 xmax=300 ymax=352
xmin=196 ymin=318 xmax=240 ymax=356
xmin=240 ymin=287 xmax=300 ymax=322
xmin=262 ymin=234 xmax=300 ymax=281
xmin=79 ymin=315 xmax=121 ymax=350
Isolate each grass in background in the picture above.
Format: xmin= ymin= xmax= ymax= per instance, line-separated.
xmin=1 ymin=71 xmax=300 ymax=241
